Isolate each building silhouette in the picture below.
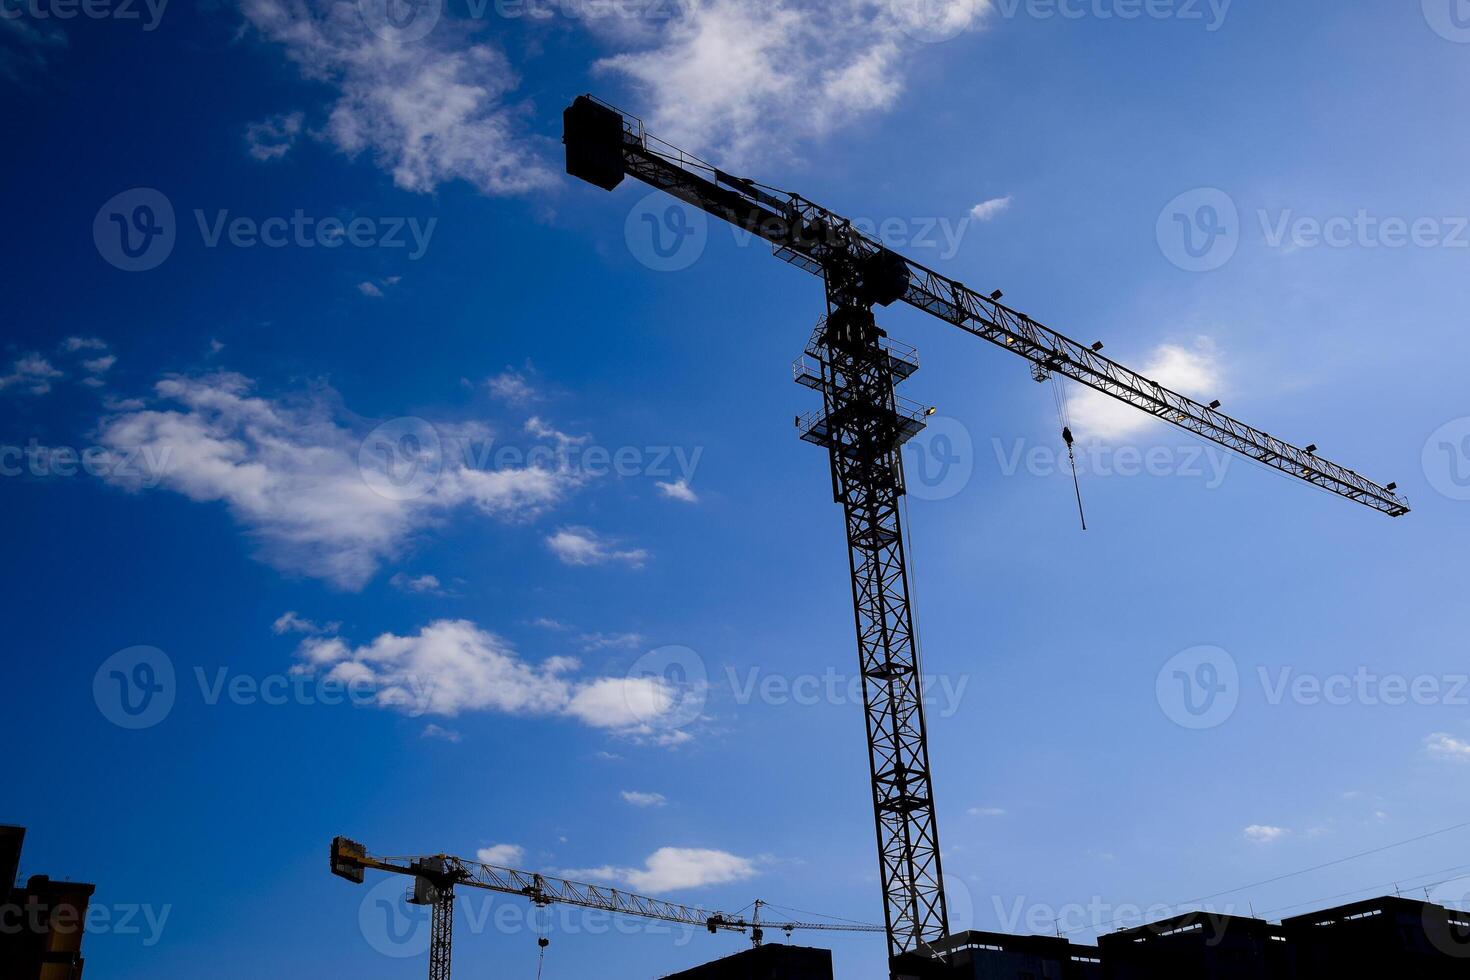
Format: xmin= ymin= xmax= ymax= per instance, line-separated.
xmin=1 ymin=826 xmax=95 ymax=980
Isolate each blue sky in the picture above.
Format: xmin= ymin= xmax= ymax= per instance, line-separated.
xmin=5 ymin=1 xmax=1470 ymax=977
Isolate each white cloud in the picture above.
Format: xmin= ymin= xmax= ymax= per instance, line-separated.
xmin=655 ymin=479 xmax=698 ymax=503
xmin=357 ymin=281 xmax=384 ymax=298
xmin=476 ymin=843 xmax=525 ymax=865
xmin=1426 ymin=732 xmax=1470 ymax=761
xmin=94 ymin=372 xmax=580 ymax=589
xmin=1067 ymin=338 xmax=1222 ymax=442
xmin=531 ymin=617 xmax=572 ymax=631
xmin=245 ymin=110 xmax=305 ymax=161
xmin=83 ymin=354 xmax=117 ymax=374
xmin=564 ymin=676 xmax=675 ymax=730
xmin=390 ymin=572 xmax=444 ymax=594
xmin=594 ymin=1 xmax=988 ymax=166
xmin=421 ymin=723 xmax=462 ymax=742
xmin=273 ymin=610 xmax=340 ymax=635
xmin=294 ymin=619 xmax=691 ymax=738
xmin=546 ymin=526 xmax=648 ymax=568
xmin=969 ymin=195 xmax=1012 ymax=221
xmin=486 ymin=370 xmax=537 ymax=406
xmin=1243 ymin=824 xmax=1289 ymax=844
xmin=967 ymin=806 xmax=1005 ymax=817
xmin=621 ymin=790 xmax=667 ymax=807
xmin=564 ymin=847 xmax=756 ymax=894
xmin=0 ymin=354 xmax=62 ymax=395
xmin=241 ymin=0 xmax=553 ymax=195
xmin=64 ymin=337 xmax=107 ymax=352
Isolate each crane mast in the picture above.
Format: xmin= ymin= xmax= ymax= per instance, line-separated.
xmin=559 ymin=93 xmax=1409 ymax=972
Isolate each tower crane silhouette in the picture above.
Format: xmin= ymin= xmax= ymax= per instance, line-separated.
xmin=561 ymin=94 xmax=1408 ymax=975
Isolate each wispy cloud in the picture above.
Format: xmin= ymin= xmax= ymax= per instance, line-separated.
xmin=1425 ymin=732 xmax=1470 ymax=761
xmin=969 ymin=195 xmax=1012 ymax=221
xmin=245 ymin=111 xmax=305 ymax=161
xmin=477 ymin=843 xmax=524 ymax=865
xmin=272 ymin=611 xmax=340 ymax=636
xmin=967 ymin=806 xmax=1005 ymax=817
xmin=655 ymin=479 xmax=698 ymax=503
xmin=546 ymin=526 xmax=648 ymax=569
xmin=595 ymin=1 xmax=990 ymax=166
xmin=1243 ymin=824 xmax=1289 ymax=844
xmin=241 ymin=0 xmax=553 ymax=195
xmin=0 ymin=354 xmax=62 ymax=396
xmin=390 ymin=572 xmax=445 ymax=595
xmin=563 ymin=847 xmax=756 ymax=893
xmin=95 ymin=373 xmax=581 ymax=589
xmin=621 ymin=790 xmax=667 ymax=807
xmin=486 ymin=369 xmax=538 ymax=406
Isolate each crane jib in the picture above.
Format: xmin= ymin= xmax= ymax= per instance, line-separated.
xmin=562 ymin=94 xmax=1409 ymax=519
